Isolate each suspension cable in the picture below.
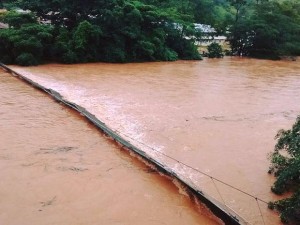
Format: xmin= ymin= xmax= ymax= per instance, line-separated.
xmin=115 ymin=129 xmax=269 ymax=205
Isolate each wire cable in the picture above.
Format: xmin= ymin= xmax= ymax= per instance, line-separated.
xmin=115 ymin=129 xmax=269 ymax=205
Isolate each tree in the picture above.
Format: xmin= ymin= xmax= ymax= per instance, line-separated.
xmin=207 ymin=42 xmax=224 ymax=58
xmin=72 ymin=21 xmax=102 ymax=62
xmin=249 ymin=1 xmax=300 ymax=58
xmin=227 ymin=0 xmax=300 ymax=58
xmin=268 ymin=116 xmax=300 ymax=223
xmin=0 ymin=28 xmax=15 ymax=63
xmin=2 ymin=0 xmax=201 ymax=65
xmin=16 ymin=0 xmax=122 ymax=28
xmin=229 ymin=0 xmax=247 ymax=22
xmin=2 ymin=11 xmax=37 ymax=28
xmin=15 ymin=52 xmax=39 ymax=66
xmin=0 ymin=11 xmax=54 ymax=65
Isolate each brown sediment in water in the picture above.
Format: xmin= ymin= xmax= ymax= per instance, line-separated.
xmin=0 ymin=70 xmax=221 ymax=225
xmin=9 ymin=57 xmax=300 ymax=224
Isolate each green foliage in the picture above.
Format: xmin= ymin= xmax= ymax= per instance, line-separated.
xmin=268 ymin=190 xmax=300 ymax=223
xmin=61 ymin=50 xmax=78 ymax=64
xmin=163 ymin=48 xmax=178 ymax=61
xmin=15 ymin=53 xmax=38 ymax=66
xmin=166 ymin=24 xmax=202 ymax=60
xmin=227 ymin=17 xmax=254 ymax=56
xmin=1 ymin=11 xmax=37 ymax=28
xmin=0 ymin=0 xmax=204 ymax=65
xmin=269 ymin=116 xmax=300 ymax=223
xmin=1 ymin=0 xmax=298 ymax=64
xmin=0 ymin=18 xmax=54 ymax=65
xmin=0 ymin=28 xmax=14 ymax=64
xmin=50 ymin=27 xmax=71 ymax=60
xmin=72 ymin=21 xmax=102 ymax=62
xmin=228 ymin=0 xmax=300 ymax=58
xmin=14 ymin=37 xmax=43 ymax=57
xmin=207 ymin=42 xmax=224 ymax=58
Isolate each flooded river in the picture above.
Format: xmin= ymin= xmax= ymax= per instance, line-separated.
xmin=10 ymin=57 xmax=300 ymax=224
xmin=0 ymin=70 xmax=220 ymax=224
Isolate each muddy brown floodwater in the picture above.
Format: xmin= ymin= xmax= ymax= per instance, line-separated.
xmin=0 ymin=70 xmax=221 ymax=224
xmin=10 ymin=57 xmax=300 ymax=224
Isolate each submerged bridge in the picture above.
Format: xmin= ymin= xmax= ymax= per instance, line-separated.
xmin=1 ymin=63 xmax=271 ymax=225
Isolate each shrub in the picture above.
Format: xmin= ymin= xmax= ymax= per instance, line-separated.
xmin=61 ymin=50 xmax=78 ymax=64
xmin=207 ymin=42 xmax=224 ymax=58
xmin=14 ymin=37 xmax=43 ymax=58
xmin=163 ymin=48 xmax=178 ymax=61
xmin=15 ymin=53 xmax=39 ymax=66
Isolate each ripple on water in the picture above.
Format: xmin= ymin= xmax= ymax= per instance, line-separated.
xmin=0 ymin=69 xmax=220 ymax=225
xmin=9 ymin=57 xmax=300 ymax=224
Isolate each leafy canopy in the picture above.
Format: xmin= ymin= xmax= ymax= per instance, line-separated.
xmin=269 ymin=116 xmax=300 ymax=223
xmin=227 ymin=0 xmax=300 ymax=58
xmin=0 ymin=0 xmax=202 ymax=65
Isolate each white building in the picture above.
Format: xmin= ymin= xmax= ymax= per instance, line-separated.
xmin=194 ymin=23 xmax=226 ymax=46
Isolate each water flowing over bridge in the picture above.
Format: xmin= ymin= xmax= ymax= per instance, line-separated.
xmin=1 ymin=62 xmax=283 ymax=224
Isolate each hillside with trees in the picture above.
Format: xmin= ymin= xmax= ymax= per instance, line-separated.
xmin=0 ymin=0 xmax=299 ymax=65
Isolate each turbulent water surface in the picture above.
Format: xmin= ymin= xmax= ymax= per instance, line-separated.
xmin=10 ymin=57 xmax=300 ymax=224
xmin=0 ymin=69 xmax=220 ymax=225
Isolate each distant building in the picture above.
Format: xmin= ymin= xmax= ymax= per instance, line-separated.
xmin=194 ymin=23 xmax=226 ymax=46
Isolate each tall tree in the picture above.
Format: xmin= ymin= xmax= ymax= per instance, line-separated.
xmin=227 ymin=0 xmax=300 ymax=58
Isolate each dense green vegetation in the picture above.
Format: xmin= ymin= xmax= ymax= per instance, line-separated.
xmin=228 ymin=0 xmax=300 ymax=58
xmin=207 ymin=42 xmax=224 ymax=58
xmin=141 ymin=0 xmax=300 ymax=59
xmin=0 ymin=0 xmax=202 ymax=65
xmin=268 ymin=116 xmax=300 ymax=223
xmin=0 ymin=0 xmax=299 ymax=65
